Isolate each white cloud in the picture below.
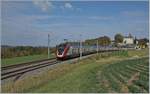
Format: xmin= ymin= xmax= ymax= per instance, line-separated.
xmin=64 ymin=3 xmax=73 ymax=9
xmin=32 ymin=0 xmax=53 ymax=12
xmin=89 ymin=16 xmax=113 ymax=20
xmin=61 ymin=3 xmax=81 ymax=11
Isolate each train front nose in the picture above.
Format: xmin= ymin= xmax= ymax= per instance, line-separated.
xmin=56 ymin=44 xmax=67 ymax=59
xmin=58 ymin=47 xmax=64 ymax=55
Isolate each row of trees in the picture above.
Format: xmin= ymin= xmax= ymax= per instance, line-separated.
xmin=1 ymin=46 xmax=56 ymax=59
xmin=85 ymin=36 xmax=111 ymax=46
xmin=85 ymin=33 xmax=149 ymax=47
xmin=85 ymin=34 xmax=123 ymax=46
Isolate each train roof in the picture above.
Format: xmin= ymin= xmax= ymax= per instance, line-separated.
xmin=57 ymin=42 xmax=114 ymax=48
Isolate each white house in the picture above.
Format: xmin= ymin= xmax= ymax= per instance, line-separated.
xmin=123 ymin=37 xmax=134 ymax=44
xmin=123 ymin=34 xmax=134 ymax=45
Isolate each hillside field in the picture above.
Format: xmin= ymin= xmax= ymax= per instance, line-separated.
xmin=2 ymin=49 xmax=149 ymax=93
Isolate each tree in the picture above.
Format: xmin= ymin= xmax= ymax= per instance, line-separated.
xmin=134 ymin=36 xmax=137 ymax=44
xmin=143 ymin=38 xmax=149 ymax=43
xmin=138 ymin=38 xmax=149 ymax=48
xmin=98 ymin=36 xmax=111 ymax=46
xmin=85 ymin=39 xmax=97 ymax=45
xmin=1 ymin=46 xmax=49 ymax=59
xmin=114 ymin=33 xmax=123 ymax=43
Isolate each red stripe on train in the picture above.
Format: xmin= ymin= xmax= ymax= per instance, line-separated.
xmin=62 ymin=45 xmax=70 ymax=58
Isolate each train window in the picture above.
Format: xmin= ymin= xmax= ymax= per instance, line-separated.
xmin=58 ymin=44 xmax=66 ymax=55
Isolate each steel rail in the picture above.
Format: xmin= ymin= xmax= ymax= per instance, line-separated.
xmin=1 ymin=60 xmax=59 ymax=80
xmin=2 ymin=57 xmax=56 ymax=70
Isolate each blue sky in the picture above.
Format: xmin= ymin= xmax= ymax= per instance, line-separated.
xmin=2 ymin=1 xmax=149 ymax=46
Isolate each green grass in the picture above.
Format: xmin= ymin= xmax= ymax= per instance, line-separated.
xmin=111 ymin=50 xmax=128 ymax=57
xmin=1 ymin=49 xmax=149 ymax=93
xmin=99 ymin=57 xmax=149 ymax=93
xmin=2 ymin=55 xmax=120 ymax=93
xmin=30 ymin=63 xmax=100 ymax=93
xmin=1 ymin=54 xmax=55 ymax=67
xmin=128 ymin=48 xmax=149 ymax=57
xmin=27 ymin=57 xmax=149 ymax=93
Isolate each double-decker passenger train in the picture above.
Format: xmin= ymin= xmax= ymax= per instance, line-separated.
xmin=56 ymin=42 xmax=119 ymax=60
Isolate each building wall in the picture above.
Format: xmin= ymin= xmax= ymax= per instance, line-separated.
xmin=123 ymin=38 xmax=134 ymax=44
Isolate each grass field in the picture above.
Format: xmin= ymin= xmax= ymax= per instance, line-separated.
xmin=1 ymin=49 xmax=149 ymax=93
xmin=128 ymin=48 xmax=149 ymax=57
xmin=98 ymin=57 xmax=149 ymax=93
xmin=1 ymin=54 xmax=55 ymax=67
xmin=27 ymin=57 xmax=148 ymax=93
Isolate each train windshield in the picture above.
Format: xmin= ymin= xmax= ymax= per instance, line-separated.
xmin=57 ymin=44 xmax=66 ymax=55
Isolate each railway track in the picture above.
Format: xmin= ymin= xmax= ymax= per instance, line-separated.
xmin=2 ymin=57 xmax=56 ymax=70
xmin=1 ymin=58 xmax=58 ymax=80
xmin=1 ymin=49 xmax=128 ymax=80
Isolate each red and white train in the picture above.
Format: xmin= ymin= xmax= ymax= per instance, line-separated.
xmin=56 ymin=42 xmax=119 ymax=60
